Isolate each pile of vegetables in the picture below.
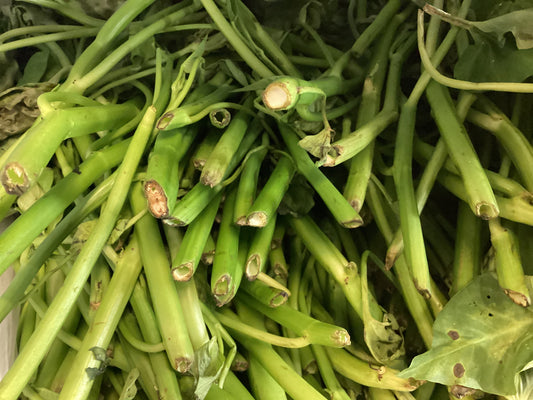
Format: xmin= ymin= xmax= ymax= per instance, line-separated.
xmin=0 ymin=0 xmax=532 ymax=399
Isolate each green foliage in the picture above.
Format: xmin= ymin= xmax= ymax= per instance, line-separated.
xmin=398 ymin=274 xmax=533 ymax=396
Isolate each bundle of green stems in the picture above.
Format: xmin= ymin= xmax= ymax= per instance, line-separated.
xmin=0 ymin=0 xmax=532 ymax=399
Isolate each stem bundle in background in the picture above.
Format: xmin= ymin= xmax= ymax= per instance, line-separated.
xmin=1 ymin=0 xmax=533 ymax=399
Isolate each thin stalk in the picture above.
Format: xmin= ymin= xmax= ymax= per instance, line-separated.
xmin=201 ymin=101 xmax=254 ymax=187
xmin=240 ymin=277 xmax=289 ymax=308
xmin=489 ymin=219 xmax=531 ymax=307
xmin=144 ymin=125 xmax=199 ymax=218
xmin=128 ymin=276 xmax=183 ymax=400
xmin=211 ymin=187 xmax=243 ymax=306
xmin=269 ymin=223 xmax=288 ymax=283
xmin=65 ymin=2 xmax=202 ymax=93
xmin=467 ymin=100 xmax=533 ymax=192
xmin=237 ymin=291 xmax=350 ymax=348
xmin=130 ymin=183 xmax=195 ymax=372
xmin=366 ymin=181 xmax=434 ymax=347
xmin=0 ymin=107 xmax=156 ymax=400
xmin=426 ymin=81 xmax=498 ymax=218
xmin=117 ymin=330 xmax=160 ymax=400
xmin=437 ymin=170 xmax=533 ymax=226
xmin=231 ymin=302 xmax=327 ymax=400
xmin=171 ymin=193 xmax=221 ymax=281
xmin=326 ymin=347 xmax=419 ymax=391
xmin=215 ymin=309 xmax=309 ymax=348
xmin=278 ymin=122 xmax=363 ymax=228
xmin=0 ymin=27 xmax=100 ymax=53
xmin=57 ymin=236 xmax=144 ymax=400
xmin=118 ymin=319 xmax=165 ymax=353
xmin=289 ymin=215 xmax=382 ymax=321
xmin=312 ymin=345 xmax=352 ymax=400
xmin=199 ymin=0 xmax=274 ymax=78
xmin=234 ymin=135 xmax=269 ymax=225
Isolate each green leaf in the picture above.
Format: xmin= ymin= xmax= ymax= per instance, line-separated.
xmin=190 ymin=337 xmax=225 ymax=400
xmin=118 ymin=368 xmax=139 ymax=400
xmin=398 ymin=274 xmax=533 ymax=396
xmin=360 ymin=251 xmax=405 ymax=365
xmin=470 ymin=8 xmax=533 ymax=49
xmin=17 ymin=48 xmax=50 ymax=86
xmin=454 ymin=40 xmax=533 ymax=83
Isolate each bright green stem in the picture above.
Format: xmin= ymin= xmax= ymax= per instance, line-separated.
xmin=199 ymin=0 xmax=274 ymax=78
xmin=57 ymin=236 xmax=143 ymax=400
xmin=326 ymin=347 xmax=418 ymax=391
xmin=0 ymin=138 xmax=128 ymax=276
xmin=0 ymin=106 xmax=155 ymax=400
xmin=201 ymin=103 xmax=254 ymax=188
xmin=166 ymin=119 xmax=262 ymax=226
xmin=240 ymin=278 xmax=289 ymax=308
xmin=144 ymin=125 xmax=198 ymax=218
xmin=88 ymin=258 xmax=110 ymax=322
xmin=467 ymin=100 xmax=533 ymax=192
xmin=238 ymin=290 xmax=349 ymax=348
xmin=289 ymin=215 xmax=382 ymax=322
xmin=312 ymin=345 xmax=352 ymax=400
xmin=118 ymin=319 xmax=165 ymax=353
xmin=1 ymin=103 xmax=136 ymax=195
xmin=246 ymin=156 xmax=294 ymax=227
xmin=393 ymin=101 xmax=431 ymax=298
xmin=489 ymin=219 xmax=531 ymax=307
xmin=248 ymin=354 xmax=288 ymax=400
xmin=0 ymin=173 xmax=114 ymax=322
xmin=117 ymin=328 xmax=160 ymax=400
xmin=366 ymin=181 xmax=433 ymax=348
xmin=130 ymin=183 xmax=195 ymax=372
xmin=234 ymin=137 xmax=269 ymax=225
xmin=230 ymin=303 xmax=327 ymax=400
xmin=325 ymin=109 xmax=398 ymax=167
xmin=211 ymin=187 xmax=243 ymax=306
xmin=215 ymin=309 xmax=307 ymax=348
xmin=278 ymin=122 xmax=362 ymax=228
xmin=451 ymin=202 xmax=482 ymax=296
xmin=426 ymin=81 xmax=498 ymax=218
xmin=61 ymin=0 xmax=153 ymax=86
xmin=65 ymin=2 xmax=201 ymax=93
xmin=437 ymin=171 xmax=533 ymax=226
xmin=171 ymin=193 xmax=221 ymax=281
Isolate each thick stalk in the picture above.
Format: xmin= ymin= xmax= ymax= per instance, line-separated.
xmin=130 ymin=183 xmax=195 ymax=372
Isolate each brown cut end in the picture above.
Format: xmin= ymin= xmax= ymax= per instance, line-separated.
xmin=476 ymin=202 xmax=499 ymax=220
xmin=234 ymin=215 xmax=247 ymax=226
xmin=245 ymin=255 xmax=261 ymax=280
xmin=144 ymin=180 xmax=169 ymax=218
xmin=450 ymin=385 xmax=476 ymax=399
xmin=504 ymin=288 xmax=530 ymax=307
xmin=2 ymin=162 xmax=29 ymax=195
xmin=156 ymin=112 xmax=173 ymax=130
xmin=414 ymin=279 xmax=432 ymax=300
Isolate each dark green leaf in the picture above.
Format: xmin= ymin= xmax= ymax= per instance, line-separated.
xmin=17 ymin=48 xmax=50 ymax=86
xmin=398 ymin=274 xmax=533 ymax=396
xmin=454 ymin=40 xmax=533 ymax=83
xmin=470 ymin=8 xmax=533 ymax=49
